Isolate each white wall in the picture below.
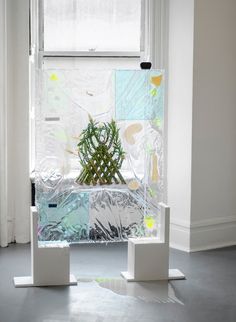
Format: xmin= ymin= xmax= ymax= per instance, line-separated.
xmin=190 ymin=0 xmax=236 ymax=250
xmin=0 ymin=0 xmax=30 ymax=245
xmin=168 ymin=0 xmax=236 ymax=251
xmin=8 ymin=0 xmax=30 ymax=243
xmin=168 ymin=0 xmax=195 ymax=251
xmin=2 ymin=0 xmax=236 ymax=250
xmin=0 ymin=0 xmax=8 ymax=246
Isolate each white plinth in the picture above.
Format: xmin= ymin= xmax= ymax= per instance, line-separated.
xmin=13 ymin=207 xmax=77 ymax=288
xmin=168 ymin=269 xmax=185 ymax=280
xmin=126 ymin=237 xmax=169 ymax=281
xmin=121 ymin=203 xmax=185 ymax=282
xmin=121 ymin=269 xmax=185 ymax=282
xmin=13 ymin=274 xmax=77 ymax=288
xmin=33 ymin=244 xmax=71 ymax=286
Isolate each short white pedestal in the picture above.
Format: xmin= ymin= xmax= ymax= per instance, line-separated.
xmin=121 ymin=203 xmax=185 ymax=282
xmin=13 ymin=207 xmax=77 ymax=288
xmin=121 ymin=269 xmax=185 ymax=282
xmin=168 ymin=269 xmax=185 ymax=280
xmin=13 ymin=274 xmax=77 ymax=288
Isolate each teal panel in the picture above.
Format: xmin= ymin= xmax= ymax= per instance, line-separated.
xmin=115 ymin=70 xmax=164 ymax=121
xmin=38 ymin=192 xmax=90 ymax=242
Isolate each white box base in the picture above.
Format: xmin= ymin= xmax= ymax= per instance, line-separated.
xmin=13 ymin=274 xmax=77 ymax=288
xmin=121 ymin=269 xmax=185 ymax=282
xmin=13 ymin=208 xmax=77 ymax=288
xmin=168 ymin=269 xmax=185 ymax=280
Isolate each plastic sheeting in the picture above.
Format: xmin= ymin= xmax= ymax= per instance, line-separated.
xmin=35 ymin=69 xmax=165 ymax=242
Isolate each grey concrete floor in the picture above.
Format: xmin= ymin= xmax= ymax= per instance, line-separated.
xmin=0 ymin=243 xmax=236 ymax=322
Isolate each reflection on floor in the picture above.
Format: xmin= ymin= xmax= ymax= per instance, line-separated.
xmin=0 ymin=243 xmax=236 ymax=322
xmin=80 ymin=278 xmax=184 ymax=305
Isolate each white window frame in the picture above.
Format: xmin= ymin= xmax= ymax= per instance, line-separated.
xmin=38 ymin=0 xmax=142 ymax=65
xmin=32 ymin=0 xmax=167 ymax=66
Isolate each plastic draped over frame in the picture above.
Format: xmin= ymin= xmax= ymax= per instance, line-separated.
xmin=35 ymin=69 xmax=165 ymax=242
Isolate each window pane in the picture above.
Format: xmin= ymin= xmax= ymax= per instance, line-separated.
xmin=43 ymin=0 xmax=141 ymax=52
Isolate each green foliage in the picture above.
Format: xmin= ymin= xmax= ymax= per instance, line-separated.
xmin=76 ymin=117 xmax=126 ymax=185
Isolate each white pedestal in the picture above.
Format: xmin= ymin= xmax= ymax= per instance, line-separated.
xmin=121 ymin=203 xmax=185 ymax=282
xmin=13 ymin=274 xmax=77 ymax=287
xmin=13 ymin=207 xmax=77 ymax=287
xmin=121 ymin=269 xmax=185 ymax=282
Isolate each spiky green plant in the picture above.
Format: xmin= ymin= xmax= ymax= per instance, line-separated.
xmin=76 ymin=117 xmax=126 ymax=185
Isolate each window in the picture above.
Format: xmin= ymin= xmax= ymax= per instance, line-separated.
xmin=30 ymin=0 xmax=167 ymax=172
xmin=43 ymin=0 xmax=141 ymax=52
xmin=37 ymin=0 xmax=143 ymax=70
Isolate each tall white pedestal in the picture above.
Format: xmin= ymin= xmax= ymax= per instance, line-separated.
xmin=121 ymin=203 xmax=185 ymax=282
xmin=13 ymin=207 xmax=77 ymax=287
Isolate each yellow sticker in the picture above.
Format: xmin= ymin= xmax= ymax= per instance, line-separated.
xmin=144 ymin=216 xmax=156 ymax=229
xmin=50 ymin=73 xmax=59 ymax=81
xmin=150 ymin=88 xmax=157 ymax=96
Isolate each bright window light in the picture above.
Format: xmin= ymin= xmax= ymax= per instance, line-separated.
xmin=43 ymin=0 xmax=141 ymax=52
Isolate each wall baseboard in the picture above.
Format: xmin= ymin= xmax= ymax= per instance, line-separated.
xmin=170 ymin=216 xmax=236 ymax=252
xmin=170 ymin=222 xmax=190 ymax=252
